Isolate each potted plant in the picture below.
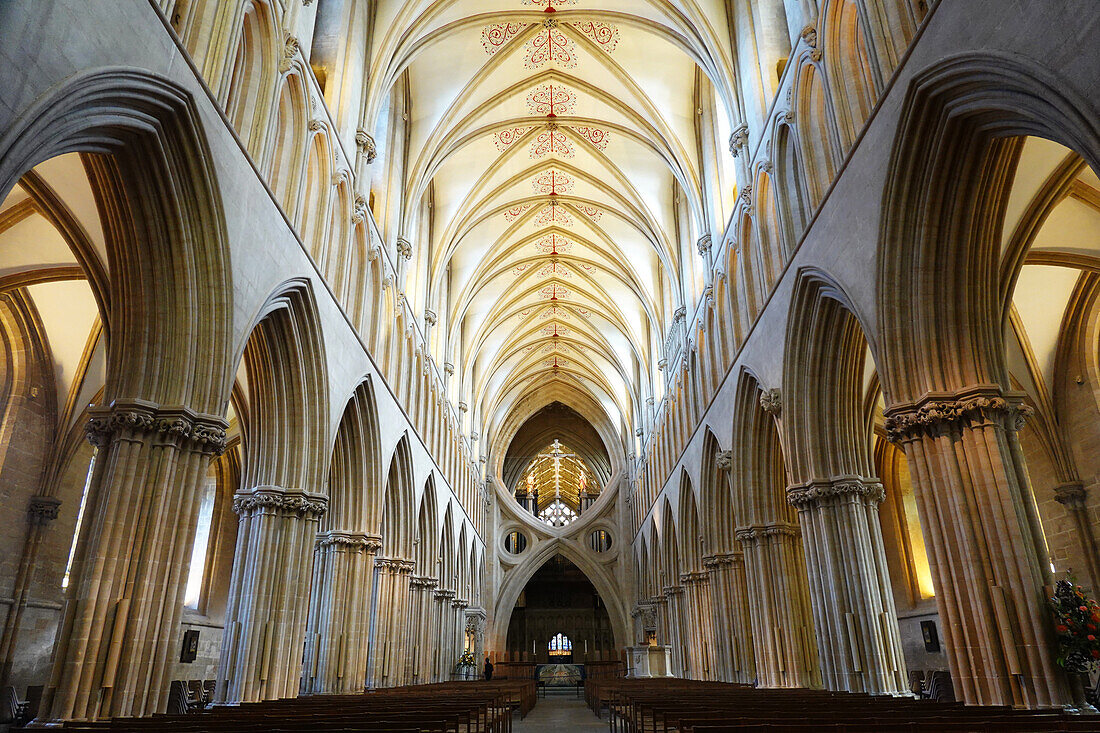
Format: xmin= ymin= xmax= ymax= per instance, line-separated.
xmin=1050 ymin=579 xmax=1100 ymax=712
xmin=456 ymin=649 xmax=477 ymax=680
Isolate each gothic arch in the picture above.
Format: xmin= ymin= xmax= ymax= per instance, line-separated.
xmin=489 ymin=538 xmax=629 ymax=653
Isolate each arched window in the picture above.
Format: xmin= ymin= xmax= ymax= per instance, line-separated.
xmin=548 ymin=632 xmax=572 ymax=656
xmin=61 ymin=449 xmax=97 ymax=589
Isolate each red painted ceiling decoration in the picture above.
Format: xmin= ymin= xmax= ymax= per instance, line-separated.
xmin=535 ymin=233 xmax=574 ymax=254
xmin=573 ymin=20 xmax=621 ymax=52
xmin=537 ymin=260 xmax=573 ymax=279
xmin=531 ymin=169 xmax=574 ymax=195
xmin=493 ymin=126 xmax=535 ymax=152
xmin=539 ymin=283 xmax=571 ymax=300
xmin=504 ymin=202 xmax=536 ymax=221
xmin=481 ymin=22 xmax=529 ymax=55
xmin=527 ymin=83 xmax=575 ymax=116
xmin=529 ymin=125 xmax=575 ymax=158
xmin=534 ymin=202 xmax=574 ymax=226
xmin=521 ymin=0 xmax=577 ymax=9
xmin=571 ymin=126 xmax=610 ymax=149
xmin=525 ymin=20 xmax=577 ymax=68
xmin=574 ymin=203 xmax=603 ymax=220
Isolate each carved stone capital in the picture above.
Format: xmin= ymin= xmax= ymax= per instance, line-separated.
xmin=355 ymin=129 xmax=377 ymax=163
xmin=883 ymin=387 xmax=1032 ymax=443
xmin=411 ymin=575 xmax=439 ymax=589
xmin=786 ymin=476 xmax=885 ymax=508
xmin=716 ymin=450 xmax=733 ymax=472
xmin=759 ymin=388 xmax=781 ymax=416
xmin=696 ymin=234 xmax=712 ymax=257
xmin=702 ymin=551 xmax=742 ymax=569
xmin=28 ymin=495 xmax=62 ymax=526
xmin=316 ymin=530 xmax=383 ymax=553
xmin=735 ymin=522 xmax=799 ymax=543
xmin=280 ymin=34 xmax=300 ymax=72
xmin=233 ymin=486 xmax=328 ymax=519
xmin=396 ymin=237 xmax=413 ymax=260
xmin=1054 ymin=481 xmax=1088 ymax=510
xmin=85 ymin=400 xmax=228 ymax=455
xmin=728 ymin=123 xmax=749 ymax=157
xmin=376 ymin=557 xmax=416 ymax=573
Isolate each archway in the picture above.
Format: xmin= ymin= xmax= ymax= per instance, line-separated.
xmin=503 ymin=554 xmax=614 ymax=665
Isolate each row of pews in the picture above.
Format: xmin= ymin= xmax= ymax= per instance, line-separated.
xmin=61 ymin=680 xmax=536 ymax=732
xmin=584 ymin=678 xmax=1100 ymax=732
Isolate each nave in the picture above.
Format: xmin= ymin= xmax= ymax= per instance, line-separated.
xmin=0 ymin=0 xmax=1099 ymax=728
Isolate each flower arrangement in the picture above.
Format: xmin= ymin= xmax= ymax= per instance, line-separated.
xmin=1049 ymin=579 xmax=1100 ymax=673
xmin=457 ymin=649 xmax=477 ymax=667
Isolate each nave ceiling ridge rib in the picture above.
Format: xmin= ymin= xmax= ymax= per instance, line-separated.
xmin=400 ymin=0 xmax=720 ymax=457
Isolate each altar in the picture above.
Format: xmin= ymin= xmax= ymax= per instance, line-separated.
xmin=536 ymin=663 xmax=584 ymax=687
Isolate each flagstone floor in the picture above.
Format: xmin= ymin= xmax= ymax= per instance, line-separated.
xmin=513 ymin=693 xmax=606 ymax=732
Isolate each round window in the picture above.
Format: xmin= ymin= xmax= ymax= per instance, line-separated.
xmin=504 ymin=530 xmax=528 ymax=554
xmin=589 ymin=529 xmax=613 ymax=552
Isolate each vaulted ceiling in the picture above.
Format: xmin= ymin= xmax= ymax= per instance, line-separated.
xmin=368 ymin=0 xmax=740 ymax=460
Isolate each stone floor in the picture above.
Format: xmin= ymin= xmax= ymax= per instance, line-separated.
xmin=514 ymin=693 xmax=606 ymax=732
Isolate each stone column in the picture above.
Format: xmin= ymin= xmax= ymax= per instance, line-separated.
xmin=42 ymin=401 xmax=227 ymax=721
xmin=302 ymin=531 xmax=382 ymax=694
xmin=662 ymin=585 xmax=686 ymax=676
xmin=408 ymin=576 xmax=438 ymax=683
xmin=787 ymin=477 xmax=906 ymax=694
xmin=216 ymin=486 xmax=327 ymax=704
xmin=0 ymin=495 xmax=62 ymax=687
xmin=433 ymin=589 xmax=456 ymax=679
xmin=680 ymin=571 xmax=714 ymax=680
xmin=736 ymin=523 xmax=818 ymax=688
xmin=885 ymin=388 xmax=1068 ymax=707
xmin=704 ymin=552 xmax=756 ymax=683
xmin=368 ymin=557 xmax=415 ymax=688
xmin=451 ymin=598 xmax=469 ymax=676
xmin=1054 ymin=482 xmax=1100 ymax=593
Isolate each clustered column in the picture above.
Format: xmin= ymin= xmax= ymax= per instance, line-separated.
xmin=408 ymin=575 xmax=439 ymax=683
xmin=885 ymin=388 xmax=1067 ymax=707
xmin=432 ymin=588 xmax=456 ymax=676
xmin=44 ymin=400 xmax=227 ymax=720
xmin=703 ymin=552 xmax=755 ymax=683
xmin=0 ymin=495 xmax=62 ymax=687
xmin=302 ymin=531 xmax=382 ymax=694
xmin=736 ymin=523 xmax=818 ymax=688
xmin=661 ymin=584 xmax=686 ymax=675
xmin=217 ymin=486 xmax=327 ymax=703
xmin=367 ymin=557 xmax=415 ymax=687
xmin=787 ymin=477 xmax=906 ymax=693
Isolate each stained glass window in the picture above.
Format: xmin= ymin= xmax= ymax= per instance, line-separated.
xmin=549 ymin=632 xmax=572 ymax=654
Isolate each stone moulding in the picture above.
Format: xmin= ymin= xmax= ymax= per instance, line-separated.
xmin=786 ymin=476 xmax=885 ymax=508
xmin=85 ymin=399 xmax=229 ymax=454
xmin=734 ymin=522 xmax=799 ymax=542
xmin=883 ymin=386 xmax=1032 ymax=442
xmin=232 ymin=486 xmax=328 ymax=518
xmin=315 ymin=531 xmax=382 ymax=553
